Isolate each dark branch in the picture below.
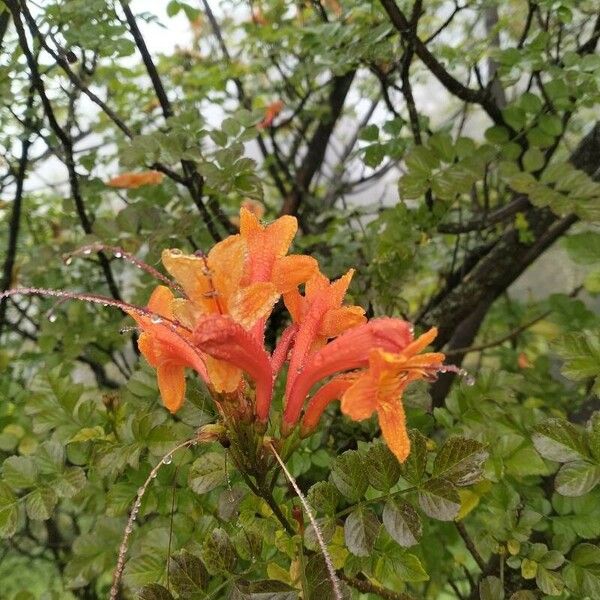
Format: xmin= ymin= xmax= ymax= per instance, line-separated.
xmin=378 ymin=0 xmax=506 ymax=127
xmin=280 ymin=70 xmax=356 ymax=216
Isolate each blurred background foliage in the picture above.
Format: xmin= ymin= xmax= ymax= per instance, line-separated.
xmin=0 ymin=0 xmax=600 ymax=598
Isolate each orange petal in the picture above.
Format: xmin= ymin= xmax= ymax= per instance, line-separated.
xmin=305 ymin=271 xmax=330 ymax=298
xmin=402 ymin=327 xmax=438 ymax=356
xmin=262 ymin=215 xmax=298 ymax=259
xmin=172 ymin=298 xmax=202 ymax=330
xmin=283 ymin=289 xmax=304 ymax=323
xmin=106 ymin=170 xmax=164 ymax=189
xmin=138 ymin=332 xmax=160 ymax=367
xmin=161 ymin=250 xmax=217 ymax=313
xmin=378 ymin=401 xmax=410 ymax=463
xmin=272 ymin=255 xmax=318 ymax=294
xmin=239 ymin=206 xmax=263 ymax=237
xmin=340 ymin=375 xmax=378 ymax=421
xmin=207 ymin=234 xmax=246 ymax=305
xmin=194 ymin=315 xmax=273 ymax=421
xmin=302 ymin=374 xmax=357 ymax=434
xmin=271 ymin=323 xmax=297 ymax=377
xmin=241 ymin=199 xmax=265 ymax=220
xmin=329 ymin=269 xmax=355 ymax=306
xmin=229 ymin=282 xmax=279 ymax=329
xmin=205 ymin=355 xmax=242 ymax=393
xmin=146 ymin=285 xmax=175 ymax=319
xmin=156 ymin=362 xmax=186 ymax=413
xmin=319 ymin=305 xmax=366 ymax=339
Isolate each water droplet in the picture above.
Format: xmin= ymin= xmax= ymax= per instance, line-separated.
xmin=151 ymin=471 xmax=158 ymax=479
xmin=83 ymin=248 xmax=92 ymax=255
xmin=150 ymin=315 xmax=162 ymax=324
xmin=170 ymin=248 xmax=183 ymax=255
xmin=125 ymin=525 xmax=132 ymax=534
xmin=102 ymin=302 xmax=109 ymax=307
xmin=64 ymin=256 xmax=73 ymax=266
xmin=48 ymin=314 xmax=57 ymax=323
xmin=163 ymin=455 xmax=172 ymax=465
xmin=137 ymin=487 xmax=144 ymax=496
xmin=459 ymin=368 xmax=476 ymax=386
xmin=114 ymin=251 xmax=123 ymax=258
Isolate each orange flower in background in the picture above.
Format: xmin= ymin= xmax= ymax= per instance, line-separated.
xmin=323 ymin=0 xmax=342 ymax=17
xmin=128 ymin=285 xmax=208 ymax=413
xmin=106 ymin=170 xmax=164 ymax=189
xmin=301 ymin=328 xmax=444 ymax=462
xmin=258 ymin=100 xmax=284 ymax=129
xmin=251 ymin=8 xmax=268 ymax=26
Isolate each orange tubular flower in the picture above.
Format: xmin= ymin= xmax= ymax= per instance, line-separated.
xmin=106 ymin=170 xmax=164 ymax=189
xmin=283 ymin=269 xmax=366 ymax=400
xmin=302 ymin=328 xmax=444 ymax=462
xmin=258 ymin=100 xmax=284 ymax=129
xmin=283 ymin=317 xmax=413 ymax=428
xmin=128 ymin=286 xmax=208 ymax=413
xmin=193 ymin=315 xmax=274 ymax=422
xmin=238 ymin=207 xmax=317 ymax=338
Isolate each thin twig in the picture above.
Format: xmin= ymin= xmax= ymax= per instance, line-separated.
xmin=268 ymin=442 xmax=342 ymax=600
xmin=109 ymin=437 xmax=198 ymax=599
xmin=444 ymin=310 xmax=550 ymax=356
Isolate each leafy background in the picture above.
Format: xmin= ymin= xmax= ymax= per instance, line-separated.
xmin=0 ymin=0 xmax=600 ymax=599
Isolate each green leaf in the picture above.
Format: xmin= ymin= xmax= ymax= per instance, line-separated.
xmin=554 ymin=330 xmax=600 ymax=392
xmin=365 ymin=443 xmax=401 ymax=492
xmin=432 ymin=437 xmax=488 ymax=486
xmin=555 ymin=462 xmax=600 ymax=497
xmin=405 ymin=145 xmax=439 ymax=174
xmin=230 ymin=580 xmax=299 ymax=600
xmin=400 ymin=430 xmax=427 ymax=485
xmin=429 ymin=133 xmax=455 ymax=162
xmin=538 ymin=114 xmax=563 ymax=137
xmin=563 ymin=232 xmax=600 ymax=265
xmin=2 ymin=456 xmax=38 ymax=489
xmin=169 ymin=551 xmax=209 ymax=596
xmin=532 ymin=418 xmax=589 ymax=462
xmin=391 ymin=552 xmax=429 ymax=582
xmin=417 ymin=478 xmax=460 ymax=521
xmin=589 ymin=412 xmax=600 ymax=462
xmin=364 ymin=144 xmax=385 ymax=168
xmin=536 ymin=565 xmax=564 ymax=596
xmin=25 ymin=487 xmax=57 ymax=520
xmin=330 ymin=450 xmax=367 ymax=502
xmin=485 ymin=126 xmax=510 ymax=144
xmin=137 ymin=584 xmax=174 ymax=600
xmin=398 ymin=172 xmax=428 ymax=199
xmin=563 ymin=543 xmax=600 ymax=598
xmin=55 ymin=467 xmax=86 ymax=498
xmin=188 ymin=452 xmax=226 ymax=494
xmin=479 ymin=575 xmax=505 ymax=600
xmin=0 ymin=482 xmax=18 ymax=538
xmin=358 ymin=124 xmax=379 ymax=142
xmin=523 ymin=148 xmax=545 ymax=172
xmin=306 ymin=481 xmax=339 ymax=515
xmin=304 ymin=517 xmax=336 ymax=551
xmin=382 ymin=499 xmax=422 ymax=547
xmin=344 ymin=507 xmax=380 ymax=556
xmin=202 ymin=527 xmax=237 ymax=574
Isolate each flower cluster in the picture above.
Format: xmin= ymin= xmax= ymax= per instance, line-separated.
xmin=131 ymin=208 xmax=445 ymax=463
